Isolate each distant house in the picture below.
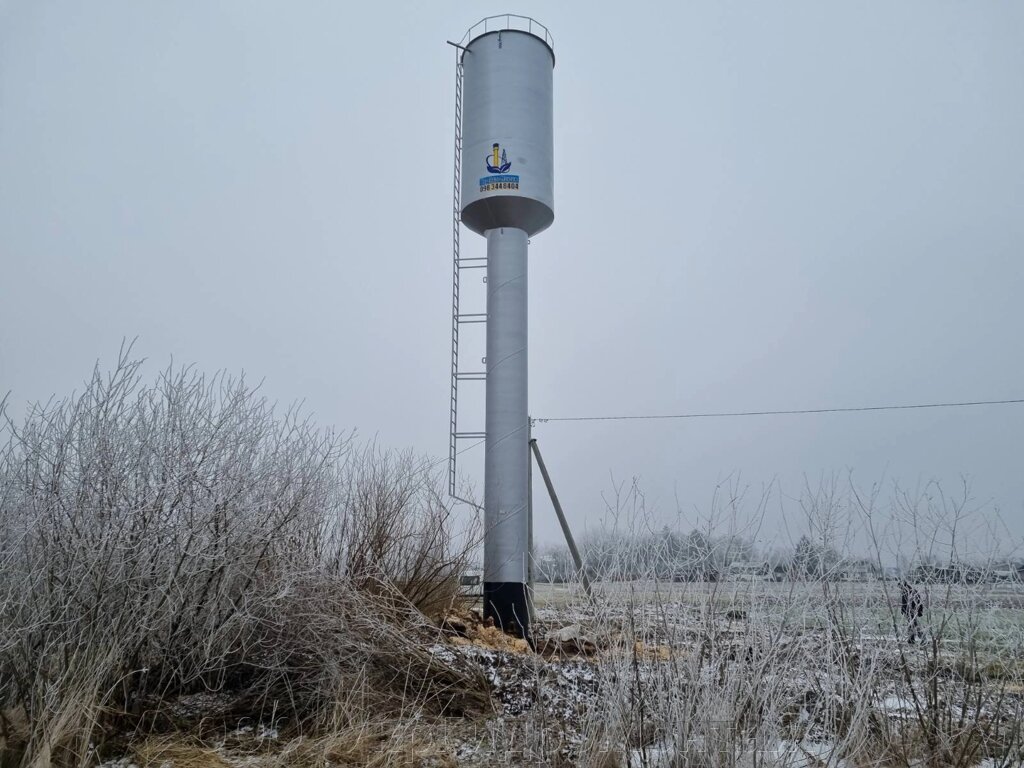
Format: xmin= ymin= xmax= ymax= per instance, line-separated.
xmin=881 ymin=566 xmax=902 ymax=581
xmin=834 ymin=560 xmax=877 ymax=582
xmin=671 ymin=564 xmax=720 ymax=582
xmin=912 ymin=562 xmax=991 ymax=584
xmin=726 ymin=561 xmax=768 ymax=582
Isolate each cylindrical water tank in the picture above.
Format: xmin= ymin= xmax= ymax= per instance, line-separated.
xmin=460 ymin=28 xmax=554 ymax=237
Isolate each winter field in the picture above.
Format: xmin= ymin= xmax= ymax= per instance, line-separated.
xmin=2 ymin=357 xmax=1022 ymax=767
xmin=534 ymin=579 xmax=1024 ymax=655
xmin=490 ymin=578 xmax=1024 ymax=767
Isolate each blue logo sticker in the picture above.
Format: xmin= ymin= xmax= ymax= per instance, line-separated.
xmin=480 ymin=143 xmax=519 ymax=192
xmin=486 ymin=143 xmax=512 ymax=174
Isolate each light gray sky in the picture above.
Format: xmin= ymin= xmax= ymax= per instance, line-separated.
xmin=2 ymin=1 xmax=1022 ymax=546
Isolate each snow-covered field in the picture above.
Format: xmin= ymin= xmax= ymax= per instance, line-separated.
xmin=469 ymin=579 xmax=1024 ymax=766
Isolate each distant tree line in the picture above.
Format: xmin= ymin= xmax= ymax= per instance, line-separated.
xmin=534 ymin=530 xmax=1024 ymax=585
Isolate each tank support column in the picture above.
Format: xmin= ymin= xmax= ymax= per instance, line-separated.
xmin=483 ymin=226 xmax=531 ymax=640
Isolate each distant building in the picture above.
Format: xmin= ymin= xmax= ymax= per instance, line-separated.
xmin=670 ymin=564 xmax=720 ymax=582
xmin=912 ymin=562 xmax=990 ymax=584
xmin=834 ymin=560 xmax=877 ymax=582
xmin=726 ymin=561 xmax=769 ymax=582
xmin=881 ymin=566 xmax=902 ymax=581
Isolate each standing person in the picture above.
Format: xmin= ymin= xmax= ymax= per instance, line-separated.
xmin=900 ymin=580 xmax=924 ymax=644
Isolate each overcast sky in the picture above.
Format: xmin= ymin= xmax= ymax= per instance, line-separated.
xmin=2 ymin=1 xmax=1022 ymax=550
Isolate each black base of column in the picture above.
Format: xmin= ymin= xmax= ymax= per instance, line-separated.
xmin=483 ymin=581 xmax=531 ymax=641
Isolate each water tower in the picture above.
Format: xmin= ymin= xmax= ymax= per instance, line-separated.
xmin=448 ymin=16 xmax=554 ymax=639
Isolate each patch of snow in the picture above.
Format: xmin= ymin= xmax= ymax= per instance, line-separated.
xmin=256 ymin=723 xmax=279 ymax=740
xmin=428 ymin=643 xmax=458 ymax=665
xmin=629 ymin=739 xmax=675 ymax=767
xmin=880 ymin=694 xmax=917 ymax=714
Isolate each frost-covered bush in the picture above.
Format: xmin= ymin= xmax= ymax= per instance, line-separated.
xmin=0 ymin=349 xmax=481 ymax=767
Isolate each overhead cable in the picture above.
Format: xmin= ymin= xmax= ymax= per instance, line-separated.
xmin=532 ymin=398 xmax=1024 ymax=425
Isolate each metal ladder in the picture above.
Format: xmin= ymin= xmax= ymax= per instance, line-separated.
xmin=449 ymin=52 xmax=487 ymax=499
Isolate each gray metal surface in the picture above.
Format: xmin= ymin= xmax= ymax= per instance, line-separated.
xmin=483 ymin=227 xmax=530 ymax=585
xmin=460 ymin=29 xmax=554 ymax=237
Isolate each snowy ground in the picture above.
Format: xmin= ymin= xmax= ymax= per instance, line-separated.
xmin=95 ymin=580 xmax=1024 ymax=767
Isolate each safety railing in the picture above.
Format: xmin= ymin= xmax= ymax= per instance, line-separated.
xmin=460 ymin=14 xmax=554 ymax=50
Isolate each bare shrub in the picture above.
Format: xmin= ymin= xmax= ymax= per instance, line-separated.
xmin=342 ymin=444 xmax=476 ymax=617
xmin=0 ymin=349 xmax=481 ymax=766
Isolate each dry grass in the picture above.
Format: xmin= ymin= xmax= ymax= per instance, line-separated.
xmin=0 ymin=350 xmax=482 ymax=767
xmin=124 ymin=725 xmax=463 ymax=768
xmin=132 ymin=735 xmax=234 ymax=768
xmin=294 ymin=726 xmax=458 ymax=768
